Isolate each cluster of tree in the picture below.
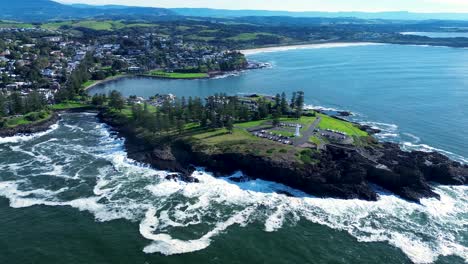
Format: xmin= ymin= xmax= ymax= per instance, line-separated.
xmin=100 ymin=90 xmax=306 ymax=138
xmin=0 ymin=91 xmax=47 ymax=117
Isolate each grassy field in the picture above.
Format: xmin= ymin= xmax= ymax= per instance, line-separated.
xmin=4 ymin=111 xmax=52 ymax=128
xmin=317 ymin=114 xmax=368 ymax=137
xmin=0 ymin=21 xmax=34 ymax=28
xmin=192 ymin=128 xmax=258 ymax=145
xmin=228 ymin=32 xmax=278 ymax=41
xmin=309 ymin=136 xmax=322 ymax=145
xmin=81 ymin=80 xmax=98 ymax=88
xmin=50 ymin=101 xmax=92 ymax=111
xmin=270 ymin=130 xmax=295 ymax=137
xmin=234 ymin=119 xmax=269 ymax=129
xmin=148 ymin=70 xmax=208 ymax=79
xmin=40 ymin=20 xmax=156 ymax=31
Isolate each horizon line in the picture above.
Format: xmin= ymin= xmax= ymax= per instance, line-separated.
xmin=53 ymin=1 xmax=468 ymax=14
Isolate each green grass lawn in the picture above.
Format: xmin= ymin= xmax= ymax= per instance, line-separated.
xmin=82 ymin=80 xmax=98 ymax=88
xmin=234 ymin=119 xmax=269 ymax=129
xmin=40 ymin=21 xmax=73 ymax=30
xmin=50 ymin=101 xmax=91 ymax=111
xmin=120 ymin=104 xmax=158 ymax=118
xmin=228 ymin=32 xmax=278 ymax=41
xmin=4 ymin=111 xmax=52 ymax=128
xmin=309 ymin=136 xmax=322 ymax=145
xmin=270 ymin=130 xmax=295 ymax=137
xmin=279 ymin=116 xmax=317 ymax=132
xmin=317 ymin=114 xmax=368 ymax=137
xmin=148 ymin=70 xmax=208 ymax=79
xmin=0 ymin=22 xmax=34 ymax=28
xmin=192 ymin=128 xmax=258 ymax=145
xmin=40 ymin=20 xmax=156 ymax=31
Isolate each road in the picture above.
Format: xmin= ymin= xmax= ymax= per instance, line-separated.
xmin=293 ymin=117 xmax=321 ymax=147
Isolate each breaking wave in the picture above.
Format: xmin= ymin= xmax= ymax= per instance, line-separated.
xmin=0 ymin=113 xmax=466 ymax=264
xmin=0 ymin=123 xmax=59 ymax=144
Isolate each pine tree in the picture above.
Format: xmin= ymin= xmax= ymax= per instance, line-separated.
xmin=226 ymin=117 xmax=234 ymax=134
xmin=10 ymin=92 xmax=24 ymax=115
xmin=295 ymin=91 xmax=304 ymax=118
xmin=108 ymin=90 xmax=125 ymax=111
xmin=280 ymin=92 xmax=288 ymax=115
xmin=0 ymin=93 xmax=6 ymax=117
xmin=290 ymin=92 xmax=297 ymax=109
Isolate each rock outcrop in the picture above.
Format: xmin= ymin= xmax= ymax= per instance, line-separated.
xmin=0 ymin=113 xmax=60 ymax=138
xmin=98 ymin=111 xmax=467 ymax=203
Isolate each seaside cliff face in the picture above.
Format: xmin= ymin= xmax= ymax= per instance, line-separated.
xmin=98 ymin=112 xmax=467 ymax=203
xmin=0 ymin=113 xmax=60 ymax=138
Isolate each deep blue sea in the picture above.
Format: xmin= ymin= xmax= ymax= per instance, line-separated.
xmin=0 ymin=44 xmax=466 ymax=264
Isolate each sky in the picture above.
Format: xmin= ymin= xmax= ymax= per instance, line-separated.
xmin=55 ymin=0 xmax=468 ymax=13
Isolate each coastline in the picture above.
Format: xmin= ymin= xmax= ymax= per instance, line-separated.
xmin=83 ymin=74 xmax=131 ymax=91
xmin=239 ymin=42 xmax=382 ymax=55
xmin=0 ymin=112 xmax=60 ymax=138
xmin=97 ymin=108 xmax=467 ymax=203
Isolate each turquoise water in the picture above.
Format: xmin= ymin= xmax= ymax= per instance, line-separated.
xmin=1 ymin=44 xmax=468 ymax=264
xmin=90 ymin=44 xmax=468 ymax=163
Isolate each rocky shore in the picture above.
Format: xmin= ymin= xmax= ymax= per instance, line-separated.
xmin=0 ymin=112 xmax=60 ymax=138
xmin=99 ymin=111 xmax=467 ymax=203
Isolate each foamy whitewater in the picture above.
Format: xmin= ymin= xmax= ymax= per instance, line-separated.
xmin=0 ymin=113 xmax=466 ymax=263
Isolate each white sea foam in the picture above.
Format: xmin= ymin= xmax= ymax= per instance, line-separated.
xmin=303 ymin=103 xmax=345 ymax=112
xmin=401 ymin=142 xmax=468 ymax=164
xmin=0 ymin=113 xmax=467 ymax=263
xmin=0 ymin=124 xmax=59 ymax=144
xmin=240 ymin=42 xmax=384 ymax=55
xmin=403 ymin=132 xmax=421 ymax=143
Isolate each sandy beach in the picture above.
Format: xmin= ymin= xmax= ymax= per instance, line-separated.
xmin=239 ymin=42 xmax=382 ymax=55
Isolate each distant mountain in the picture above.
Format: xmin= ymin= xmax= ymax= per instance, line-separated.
xmin=171 ymin=8 xmax=468 ymax=21
xmin=0 ymin=0 xmax=175 ymax=22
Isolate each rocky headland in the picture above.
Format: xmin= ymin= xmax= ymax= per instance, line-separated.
xmin=98 ymin=111 xmax=468 ymax=203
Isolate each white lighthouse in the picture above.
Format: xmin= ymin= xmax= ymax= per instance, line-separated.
xmin=295 ymin=124 xmax=301 ymax=137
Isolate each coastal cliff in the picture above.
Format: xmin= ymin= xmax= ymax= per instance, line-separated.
xmin=98 ymin=111 xmax=467 ymax=203
xmin=0 ymin=112 xmax=60 ymax=138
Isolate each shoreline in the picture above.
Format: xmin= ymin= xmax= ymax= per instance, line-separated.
xmin=83 ymin=74 xmax=131 ymax=91
xmin=239 ymin=42 xmax=382 ymax=55
xmin=97 ymin=108 xmax=467 ymax=203
xmin=0 ymin=112 xmax=60 ymax=138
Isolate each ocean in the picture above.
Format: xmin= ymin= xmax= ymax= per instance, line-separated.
xmin=1 ymin=43 xmax=467 ymax=264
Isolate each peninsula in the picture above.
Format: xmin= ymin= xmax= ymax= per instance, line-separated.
xmin=94 ymin=91 xmax=467 ymax=202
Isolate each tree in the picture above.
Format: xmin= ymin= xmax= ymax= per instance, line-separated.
xmin=0 ymin=93 xmax=6 ymax=117
xmin=112 ymin=60 xmax=128 ymax=71
xmin=272 ymin=110 xmax=280 ymax=127
xmin=108 ymin=90 xmax=125 ymax=111
xmin=24 ymin=91 xmax=46 ymax=113
xmin=290 ymin=92 xmax=297 ymax=109
xmin=92 ymin=94 xmax=106 ymax=106
xmin=295 ymin=91 xmax=304 ymax=118
xmin=176 ymin=119 xmax=185 ymax=134
xmin=274 ymin=93 xmax=281 ymax=109
xmin=9 ymin=92 xmax=23 ymax=115
xmin=280 ymin=92 xmax=288 ymax=115
xmin=226 ymin=117 xmax=234 ymax=134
